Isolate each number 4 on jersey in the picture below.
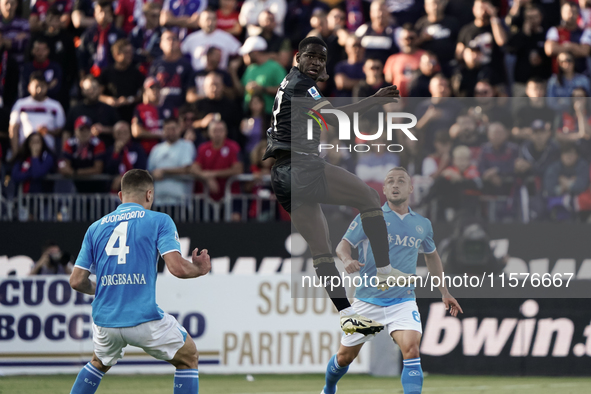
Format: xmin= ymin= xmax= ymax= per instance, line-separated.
xmin=105 ymin=222 xmax=130 ymax=264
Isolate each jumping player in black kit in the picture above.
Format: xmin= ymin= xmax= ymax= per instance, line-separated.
xmin=263 ymin=36 xmax=416 ymax=336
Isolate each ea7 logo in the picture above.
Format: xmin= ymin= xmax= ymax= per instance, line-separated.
xmin=307 ymin=108 xmax=418 ymax=141
xmin=408 ymin=370 xmax=420 ymax=376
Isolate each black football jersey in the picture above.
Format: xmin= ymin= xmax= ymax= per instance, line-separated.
xmin=263 ymin=67 xmax=330 ymax=159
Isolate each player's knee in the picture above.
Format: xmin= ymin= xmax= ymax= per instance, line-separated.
xmin=336 ymin=349 xmax=356 ymax=367
xmin=402 ymin=345 xmax=420 ymax=360
xmin=357 ymin=186 xmax=381 ymax=210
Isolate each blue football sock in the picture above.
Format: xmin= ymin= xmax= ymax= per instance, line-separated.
xmin=323 ymin=354 xmax=349 ymax=394
xmin=70 ymin=362 xmax=105 ymax=394
xmin=174 ymin=369 xmax=199 ymax=393
xmin=401 ymin=357 xmax=423 ymax=394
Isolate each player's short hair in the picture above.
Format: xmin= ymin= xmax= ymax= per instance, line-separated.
xmin=121 ymin=169 xmax=154 ymax=195
xmin=387 ymin=166 xmax=410 ymax=177
xmin=96 ymin=0 xmax=114 ymax=13
xmin=32 ymin=36 xmax=50 ymax=48
xmin=299 ymin=36 xmax=328 ymax=52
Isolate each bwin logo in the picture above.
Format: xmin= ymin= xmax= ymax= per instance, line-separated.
xmin=408 ymin=370 xmax=420 ymax=376
xmin=306 ymin=108 xmax=418 ymax=142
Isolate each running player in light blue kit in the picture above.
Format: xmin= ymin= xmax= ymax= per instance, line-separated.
xmin=68 ymin=169 xmax=211 ymax=394
xmin=321 ymin=167 xmax=463 ymax=394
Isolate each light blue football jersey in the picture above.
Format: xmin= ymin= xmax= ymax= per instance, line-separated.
xmin=75 ymin=203 xmax=181 ymax=327
xmin=343 ymin=203 xmax=436 ymax=306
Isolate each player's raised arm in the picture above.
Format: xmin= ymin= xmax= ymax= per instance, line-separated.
xmin=163 ymin=248 xmax=211 ymax=279
xmin=424 ymin=250 xmax=463 ymax=317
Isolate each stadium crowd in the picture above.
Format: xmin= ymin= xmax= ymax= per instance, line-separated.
xmin=0 ymin=0 xmax=590 ymax=222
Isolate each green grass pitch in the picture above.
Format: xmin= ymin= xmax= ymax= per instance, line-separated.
xmin=1 ymin=374 xmax=590 ymax=394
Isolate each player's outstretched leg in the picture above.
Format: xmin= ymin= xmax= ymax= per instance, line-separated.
xmin=291 ymin=203 xmax=384 ymax=335
xmin=168 ymin=335 xmax=200 ymax=393
xmin=321 ymin=344 xmax=362 ymax=394
xmin=323 ymin=164 xmax=412 ymax=287
xmin=70 ymin=354 xmax=110 ymax=394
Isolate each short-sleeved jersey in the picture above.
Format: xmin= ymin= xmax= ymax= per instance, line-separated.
xmin=75 ymin=203 xmax=182 ymax=327
xmin=263 ymin=66 xmax=330 ymax=159
xmin=343 ymin=204 xmax=436 ymax=307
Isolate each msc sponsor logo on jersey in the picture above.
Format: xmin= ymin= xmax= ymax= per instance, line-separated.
xmin=390 ymin=234 xmax=422 ymax=249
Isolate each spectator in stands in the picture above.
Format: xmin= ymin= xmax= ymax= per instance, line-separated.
xmin=65 ymin=75 xmax=119 ymax=145
xmin=423 ymin=130 xmax=452 ymax=178
xmin=105 ymin=121 xmax=147 ymax=192
xmin=544 ymin=143 xmax=590 ymax=219
xmin=132 ymin=76 xmax=164 ymax=154
xmin=355 ymin=0 xmax=398 ymax=64
xmin=473 ymin=79 xmax=513 ymax=129
xmin=20 ymin=36 xmax=63 ymax=100
xmin=408 ymin=51 xmax=440 ymax=98
xmin=0 ymin=0 xmax=30 ymax=65
xmin=353 ymin=57 xmax=388 ymax=98
xmin=545 ymin=1 xmax=591 ymax=76
xmin=515 ymin=119 xmax=560 ymax=179
xmin=187 ymin=47 xmax=235 ymax=103
xmin=115 ymin=0 xmax=159 ymax=34
xmin=421 ymin=144 xmax=482 ymax=220
xmin=179 ymin=105 xmax=206 ymax=149
xmin=240 ymin=93 xmax=269 ymax=157
xmin=98 ymin=38 xmax=144 ymax=123
xmin=147 ymin=117 xmax=196 ymax=205
xmin=307 ymin=9 xmax=343 ymax=96
xmin=333 ymin=35 xmax=365 ymax=97
xmin=384 ymin=24 xmax=424 ymax=98
xmin=216 ymin=0 xmax=242 ymax=38
xmin=355 ymin=132 xmax=400 ymax=200
xmin=181 ymin=9 xmax=241 ymax=72
xmin=506 ymin=4 xmax=552 ymax=98
xmin=29 ymin=0 xmax=72 ymax=32
xmin=59 ymin=115 xmax=106 ymax=193
xmin=191 ymin=120 xmax=243 ymax=216
xmin=479 ymin=122 xmax=519 ymax=195
xmin=72 ymin=0 xmax=96 ymax=30
xmin=399 ymin=137 xmax=423 ymax=176
xmin=512 ymin=77 xmax=555 ymax=141
xmin=30 ymin=5 xmax=77 ymax=111
xmin=30 ymin=242 xmax=72 ymax=275
xmin=10 ymin=132 xmax=55 ymax=193
xmin=129 ymin=2 xmax=164 ymax=75
xmin=9 ymin=71 xmax=65 ymax=154
xmin=414 ymin=74 xmax=462 ymax=152
xmin=547 ymin=52 xmax=591 ymax=111
xmin=160 ymin=0 xmax=205 ymax=41
xmin=240 ymin=0 xmax=287 ymax=37
xmin=77 ymin=1 xmax=126 ymax=78
xmin=235 ymin=36 xmax=285 ymax=115
xmin=150 ymin=29 xmax=192 ymax=120
xmin=449 ymin=114 xmax=485 ymax=162
xmin=554 ymin=87 xmax=591 ymax=143
xmin=284 ymin=0 xmax=329 ymax=49
xmin=455 ymin=0 xmax=508 ymax=97
xmin=257 ymin=10 xmax=292 ymax=70
xmin=193 ymin=72 xmax=242 ymax=144
xmin=415 ymin=0 xmax=460 ymax=77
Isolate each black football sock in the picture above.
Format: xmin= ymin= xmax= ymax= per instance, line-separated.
xmin=360 ymin=209 xmax=390 ymax=268
xmin=313 ymin=254 xmax=351 ymax=311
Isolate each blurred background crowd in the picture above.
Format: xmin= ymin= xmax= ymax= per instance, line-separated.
xmin=0 ymin=0 xmax=590 ymax=223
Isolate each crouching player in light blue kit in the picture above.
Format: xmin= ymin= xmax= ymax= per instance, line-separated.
xmin=68 ymin=169 xmax=211 ymax=394
xmin=321 ymin=167 xmax=463 ymax=394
